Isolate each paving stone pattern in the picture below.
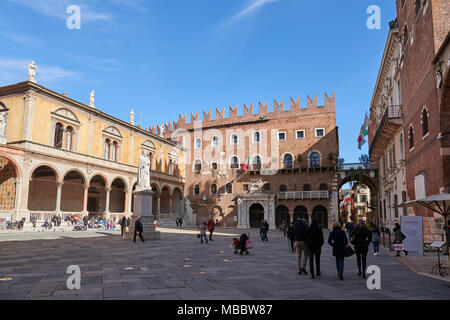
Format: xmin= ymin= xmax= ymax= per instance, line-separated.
xmin=0 ymin=228 xmax=449 ymax=300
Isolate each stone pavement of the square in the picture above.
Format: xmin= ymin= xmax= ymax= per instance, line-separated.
xmin=0 ymin=227 xmax=448 ymax=300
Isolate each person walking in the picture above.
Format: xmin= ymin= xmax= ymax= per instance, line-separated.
xmin=263 ymin=220 xmax=269 ymax=242
xmin=371 ymin=222 xmax=381 ymax=256
xmin=175 ymin=217 xmax=179 ymax=227
xmin=179 ymin=217 xmax=183 ymax=228
xmin=286 ymin=222 xmax=295 ymax=253
xmin=200 ymin=222 xmax=208 ymax=244
xmin=351 ymin=220 xmax=372 ymax=278
xmin=120 ymin=216 xmax=127 ymax=237
xmin=294 ymin=218 xmax=309 ymax=275
xmin=393 ymin=223 xmax=408 ymax=256
xmin=307 ymin=220 xmax=324 ymax=279
xmin=328 ymin=223 xmax=348 ymax=280
xmin=207 ymin=217 xmax=215 ymax=241
xmin=133 ymin=216 xmax=145 ymax=243
xmin=346 ymin=221 xmax=355 ymax=240
xmin=259 ymin=219 xmax=265 ymax=241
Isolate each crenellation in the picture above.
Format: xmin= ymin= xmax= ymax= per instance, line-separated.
xmin=203 ymin=109 xmax=211 ymax=122
xmin=163 ymin=93 xmax=335 ymax=135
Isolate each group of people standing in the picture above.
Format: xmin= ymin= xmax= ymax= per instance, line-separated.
xmin=289 ymin=218 xmax=388 ymax=281
xmin=197 ymin=217 xmax=216 ymax=244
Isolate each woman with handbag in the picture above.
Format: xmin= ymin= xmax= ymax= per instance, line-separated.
xmin=351 ymin=220 xmax=372 ymax=278
xmin=328 ymin=223 xmax=348 ymax=280
xmin=393 ymin=223 xmax=408 ymax=256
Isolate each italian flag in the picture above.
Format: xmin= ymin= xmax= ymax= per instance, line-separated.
xmin=357 ymin=114 xmax=370 ymax=149
xmin=240 ymin=155 xmax=252 ymax=171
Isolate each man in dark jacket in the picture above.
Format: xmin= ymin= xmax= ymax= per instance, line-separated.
xmin=286 ymin=222 xmax=295 ymax=253
xmin=133 ymin=216 xmax=145 ymax=243
xmin=307 ymin=220 xmax=324 ymax=279
xmin=294 ymin=218 xmax=309 ymax=275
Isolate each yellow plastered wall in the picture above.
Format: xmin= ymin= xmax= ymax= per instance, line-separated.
xmin=1 ymin=94 xmax=25 ymax=142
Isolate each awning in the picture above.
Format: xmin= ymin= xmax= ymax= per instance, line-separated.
xmin=396 ymin=193 xmax=450 ymax=217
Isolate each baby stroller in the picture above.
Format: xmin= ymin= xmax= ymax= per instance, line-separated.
xmin=233 ymin=233 xmax=252 ymax=255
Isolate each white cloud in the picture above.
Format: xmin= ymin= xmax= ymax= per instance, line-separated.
xmin=0 ymin=58 xmax=81 ymax=86
xmin=221 ymin=0 xmax=280 ymax=30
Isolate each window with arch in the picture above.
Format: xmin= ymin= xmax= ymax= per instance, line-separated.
xmin=226 ymin=183 xmax=233 ymax=194
xmin=104 ymin=138 xmax=111 ymax=159
xmin=319 ymin=183 xmax=328 ymax=191
xmin=253 ymin=131 xmax=261 ymax=143
xmin=112 ymin=141 xmax=119 ymax=162
xmin=194 ymin=184 xmax=200 ymax=195
xmin=212 ymin=136 xmax=219 ymax=147
xmin=283 ymin=154 xmax=293 ymax=168
xmin=65 ymin=126 xmax=73 ymax=151
xmin=409 ymin=125 xmax=414 ymax=150
xmin=195 ymin=138 xmax=202 ymax=149
xmin=310 ymin=152 xmax=320 ymax=168
xmin=211 ymin=162 xmax=218 ymax=170
xmin=303 ymin=184 xmax=311 ymax=191
xmin=54 ymin=123 xmax=64 ymax=149
xmin=230 ymin=133 xmax=238 ymax=145
xmin=194 ymin=159 xmax=202 ymax=172
xmin=230 ymin=156 xmax=239 ymax=169
xmin=210 ymin=183 xmax=217 ymax=195
xmin=253 ymin=155 xmax=262 ymax=169
xmin=280 ymin=185 xmax=287 ymax=192
xmin=422 ymin=108 xmax=428 ymax=137
xmin=403 ymin=25 xmax=408 ymax=47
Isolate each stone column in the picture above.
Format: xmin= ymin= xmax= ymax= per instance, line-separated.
xmin=105 ymin=187 xmax=111 ymax=218
xmin=82 ymin=185 xmax=89 ymax=215
xmin=56 ymin=182 xmax=63 ymax=213
xmin=23 ymin=92 xmax=36 ymax=141
xmin=157 ymin=196 xmax=161 ymax=215
xmin=13 ymin=178 xmax=23 ymax=220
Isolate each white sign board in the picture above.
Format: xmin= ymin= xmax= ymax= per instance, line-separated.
xmin=430 ymin=241 xmax=446 ymax=248
xmin=401 ymin=216 xmax=423 ymax=256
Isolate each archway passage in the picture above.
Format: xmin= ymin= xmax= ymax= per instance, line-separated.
xmin=88 ymin=175 xmax=107 ymax=219
xmin=0 ymin=156 xmax=17 ymax=211
xmin=293 ymin=205 xmax=308 ymax=222
xmin=160 ymin=186 xmax=171 ymax=214
xmin=275 ymin=205 xmax=289 ymax=227
xmin=211 ymin=206 xmax=222 ymax=222
xmin=28 ymin=165 xmax=58 ymax=211
xmin=249 ymin=203 xmax=264 ymax=228
xmin=110 ymin=178 xmax=126 ymax=213
xmin=312 ymin=205 xmax=328 ymax=228
xmin=172 ymin=188 xmax=183 ymax=216
xmin=61 ymin=170 xmax=85 ymax=212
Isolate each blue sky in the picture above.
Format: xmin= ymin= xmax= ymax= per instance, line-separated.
xmin=0 ymin=0 xmax=396 ymax=162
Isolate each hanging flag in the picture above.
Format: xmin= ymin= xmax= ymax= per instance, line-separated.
xmin=357 ymin=113 xmax=370 ymax=149
xmin=240 ymin=155 xmax=252 ymax=171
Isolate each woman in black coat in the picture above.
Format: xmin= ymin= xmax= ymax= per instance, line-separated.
xmin=308 ymin=220 xmax=324 ymax=279
xmin=350 ymin=221 xmax=372 ymax=278
xmin=328 ymin=223 xmax=348 ymax=280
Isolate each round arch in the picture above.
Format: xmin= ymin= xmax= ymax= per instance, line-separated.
xmin=160 ymin=186 xmax=171 ymax=214
xmin=275 ymin=205 xmax=289 ymax=227
xmin=293 ymin=205 xmax=308 ymax=222
xmin=312 ymin=205 xmax=328 ymax=228
xmin=172 ymin=187 xmax=183 ymax=216
xmin=0 ymin=152 xmax=22 ymax=178
xmin=211 ymin=205 xmax=222 ymax=221
xmin=88 ymin=172 xmax=110 ymax=189
xmin=61 ymin=168 xmax=87 ymax=185
xmin=110 ymin=177 xmax=126 ymax=213
xmin=61 ymin=170 xmax=85 ymax=212
xmin=28 ymin=165 xmax=59 ymax=211
xmin=87 ymin=174 xmax=108 ymax=218
xmin=249 ymin=203 xmax=264 ymax=228
xmin=30 ymin=163 xmax=61 ymax=183
xmin=0 ymin=154 xmax=19 ymax=211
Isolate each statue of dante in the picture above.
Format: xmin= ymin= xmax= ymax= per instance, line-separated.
xmin=137 ymin=150 xmax=151 ymax=190
xmin=28 ymin=61 xmax=37 ymax=82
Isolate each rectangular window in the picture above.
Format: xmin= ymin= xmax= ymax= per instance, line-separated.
xmin=211 ymin=162 xmax=217 ymax=170
xmin=414 ymin=172 xmax=426 ymax=199
xmin=296 ymin=130 xmax=305 ymax=139
xmin=263 ymin=183 xmax=270 ymax=191
xmin=315 ymin=128 xmax=325 ymax=137
xmin=402 ymin=191 xmax=407 ymax=216
xmin=243 ymin=184 xmax=249 ymax=191
xmin=278 ymin=132 xmax=286 ymax=141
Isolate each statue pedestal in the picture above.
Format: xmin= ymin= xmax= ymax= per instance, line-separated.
xmin=123 ymin=189 xmax=160 ymax=241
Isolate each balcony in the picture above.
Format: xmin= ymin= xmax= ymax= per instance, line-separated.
xmin=369 ymin=105 xmax=403 ymax=162
xmin=278 ymin=191 xmax=329 ymax=200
